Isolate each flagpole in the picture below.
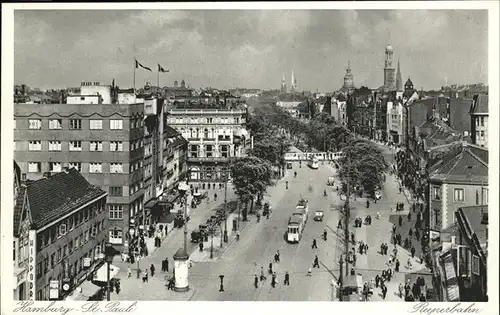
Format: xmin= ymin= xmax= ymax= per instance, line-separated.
xmin=133 ymin=58 xmax=137 ymax=103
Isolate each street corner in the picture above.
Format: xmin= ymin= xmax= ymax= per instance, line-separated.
xmin=190 ymin=242 xmax=226 ymax=262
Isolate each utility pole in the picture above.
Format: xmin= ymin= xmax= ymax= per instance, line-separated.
xmin=344 ymin=169 xmax=350 ymax=277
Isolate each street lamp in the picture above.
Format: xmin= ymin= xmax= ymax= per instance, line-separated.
xmin=223 ymin=172 xmax=229 ymax=243
xmin=104 ymin=243 xmax=118 ymax=302
xmin=178 ymin=181 xmax=190 ymax=252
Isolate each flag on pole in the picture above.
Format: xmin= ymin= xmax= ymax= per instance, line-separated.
xmin=158 ymin=64 xmax=169 ymax=73
xmin=135 ymin=59 xmax=152 ymax=72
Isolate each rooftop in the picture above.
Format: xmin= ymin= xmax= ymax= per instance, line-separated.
xmin=470 ymin=94 xmax=489 ymax=115
xmin=429 ymin=143 xmax=488 ymax=184
xmin=458 ymin=205 xmax=488 ymax=248
xmin=20 ymin=168 xmax=107 ymax=231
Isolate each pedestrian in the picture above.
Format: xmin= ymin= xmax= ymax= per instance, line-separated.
xmin=337 ymin=219 xmax=342 ymax=229
xmin=408 ymin=212 xmax=412 ymax=221
xmin=392 ymin=224 xmax=397 ymax=234
xmin=352 ymin=253 xmax=357 ymax=266
xmin=276 ymin=250 xmax=280 ymax=263
xmin=269 ymin=262 xmax=273 ymax=274
xmin=143 ymin=269 xmax=148 ymax=283
xmin=254 ymin=275 xmax=259 ymax=288
xmin=271 ymin=272 xmax=277 ymax=288
xmin=399 ymin=283 xmax=404 ymax=298
xmin=395 ymin=259 xmax=400 ymax=272
xmin=415 ymin=229 xmax=420 ymax=241
xmin=384 ymin=243 xmax=389 ymax=255
xmin=260 ymin=267 xmax=266 ymax=281
xmin=350 ymin=268 xmax=355 ymax=276
xmin=365 ymin=244 xmax=369 ymax=254
xmin=404 ymin=237 xmax=409 ymax=249
xmin=409 ymin=228 xmax=413 ymax=238
xmin=165 ymin=258 xmax=169 ymax=272
xmin=387 ymin=268 xmax=392 ymax=281
xmin=398 ymin=216 xmax=403 ymax=226
xmin=127 ymin=267 xmax=131 ymax=278
xmin=380 ymin=243 xmax=384 ymax=255
xmin=407 ymin=258 xmax=412 ymax=270
xmin=323 ymin=229 xmax=327 ymax=241
xmin=366 ymin=200 xmax=370 ymax=208
xmin=375 ymin=274 xmax=380 ymax=287
xmin=161 ymin=259 xmax=166 ymax=272
xmin=351 ymin=232 xmax=355 ymax=243
xmin=382 ymin=284 xmax=388 ymax=299
xmin=199 ymin=242 xmax=203 ymax=252
xmin=313 ymin=255 xmax=320 ymax=268
xmin=411 ymin=246 xmax=416 ymax=258
xmin=312 ymin=239 xmax=318 ymax=249
xmin=284 ymin=271 xmax=290 ymax=286
xmin=150 ymin=264 xmax=155 ymax=277
xmin=399 ymin=187 xmax=402 ymax=194
xmin=274 ymin=253 xmax=278 ymax=263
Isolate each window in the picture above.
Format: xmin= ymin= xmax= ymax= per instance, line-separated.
xmin=110 ymin=186 xmax=123 ymax=197
xmin=28 ymin=141 xmax=42 ymax=151
xmin=58 ymin=223 xmax=67 ymax=237
xmin=190 ymin=145 xmax=198 ymax=158
xmin=49 ymin=162 xmax=62 ymax=172
xmin=69 ymin=119 xmax=82 ymax=130
xmin=109 ymin=228 xmax=123 ymax=244
xmin=68 ymin=162 xmax=81 ymax=172
xmin=454 ymin=188 xmax=465 ymax=202
xmin=28 ymin=162 xmax=41 ymax=173
xmin=221 ymin=145 xmax=229 ymax=158
xmin=89 ymin=163 xmax=103 ymax=173
xmin=235 ymin=117 xmax=240 ymax=124
xmin=472 ymin=254 xmax=480 ymax=275
xmin=110 ymin=163 xmax=123 ymax=173
xmin=29 ymin=119 xmax=42 ymax=129
xmin=68 ymin=141 xmax=81 ymax=151
xmin=89 ymin=141 xmax=103 ymax=151
xmin=480 ymin=130 xmax=484 ymax=139
xmin=50 ymin=253 xmax=55 ymax=268
xmin=206 ymin=144 xmax=213 ymax=157
xmin=480 ymin=117 xmax=484 ymax=127
xmin=110 ymin=119 xmax=123 ymax=130
xmin=89 ymin=119 xmax=103 ymax=130
xmin=48 ymin=141 xmax=62 ymax=151
xmin=109 ymin=205 xmax=123 ymax=220
xmin=110 ymin=141 xmax=123 ymax=152
xmin=476 ymin=190 xmax=480 ymax=205
xmin=432 ymin=186 xmax=441 ymax=200
xmin=434 ymin=208 xmax=440 ymax=227
xmin=49 ymin=119 xmax=62 ymax=130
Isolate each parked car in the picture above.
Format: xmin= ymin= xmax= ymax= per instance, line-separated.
xmin=374 ymin=191 xmax=382 ymax=200
xmin=326 ymin=176 xmax=335 ymax=186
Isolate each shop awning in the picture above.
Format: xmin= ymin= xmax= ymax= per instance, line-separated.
xmin=65 ymin=281 xmax=101 ymax=301
xmin=93 ymin=264 xmax=120 ymax=283
xmin=144 ymin=198 xmax=159 ymax=209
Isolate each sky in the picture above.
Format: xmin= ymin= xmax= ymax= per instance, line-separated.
xmin=14 ymin=10 xmax=488 ymax=91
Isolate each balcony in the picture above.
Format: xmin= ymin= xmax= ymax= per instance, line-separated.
xmin=188 ymin=156 xmax=230 ymax=163
xmin=187 ymin=137 xmax=200 ymax=141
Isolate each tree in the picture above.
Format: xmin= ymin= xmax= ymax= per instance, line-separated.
xmin=230 ymin=156 xmax=274 ymax=221
xmin=249 ymin=135 xmax=291 ymax=176
xmin=338 ymin=139 xmax=389 ymax=195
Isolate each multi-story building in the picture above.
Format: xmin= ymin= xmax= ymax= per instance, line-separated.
xmin=427 ymin=142 xmax=488 ymax=240
xmin=166 ymin=102 xmax=250 ymax=190
xmin=14 ymin=97 xmax=146 ymax=250
xmin=431 ymin=205 xmax=488 ymax=302
xmin=469 ymin=94 xmax=489 ymax=148
xmin=13 ymin=167 xmax=108 ymax=301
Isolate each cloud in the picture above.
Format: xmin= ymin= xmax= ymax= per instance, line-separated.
xmin=14 ymin=10 xmax=488 ymax=91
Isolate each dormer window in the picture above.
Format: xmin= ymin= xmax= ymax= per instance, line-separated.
xmin=59 ymin=223 xmax=67 ymax=237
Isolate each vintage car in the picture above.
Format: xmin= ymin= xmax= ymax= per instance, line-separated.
xmin=314 ymin=210 xmax=324 ymax=222
xmin=326 ymin=176 xmax=335 ymax=186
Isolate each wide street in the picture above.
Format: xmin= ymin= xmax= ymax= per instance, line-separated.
xmin=111 ymin=143 xmax=431 ymax=301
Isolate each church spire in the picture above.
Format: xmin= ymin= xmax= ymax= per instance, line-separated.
xmin=396 ymin=58 xmax=403 ymax=91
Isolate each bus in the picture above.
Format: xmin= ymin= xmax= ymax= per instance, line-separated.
xmin=287 ymin=214 xmax=304 ymax=243
xmin=308 ymin=155 xmax=319 ymax=169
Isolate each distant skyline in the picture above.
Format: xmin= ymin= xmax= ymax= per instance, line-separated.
xmin=15 ymin=10 xmax=488 ymax=91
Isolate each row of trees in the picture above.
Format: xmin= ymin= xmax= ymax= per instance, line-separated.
xmin=229 ymin=99 xmax=389 ymax=222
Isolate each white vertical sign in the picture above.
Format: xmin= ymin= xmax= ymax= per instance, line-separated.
xmin=28 ymin=230 xmax=37 ymax=300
